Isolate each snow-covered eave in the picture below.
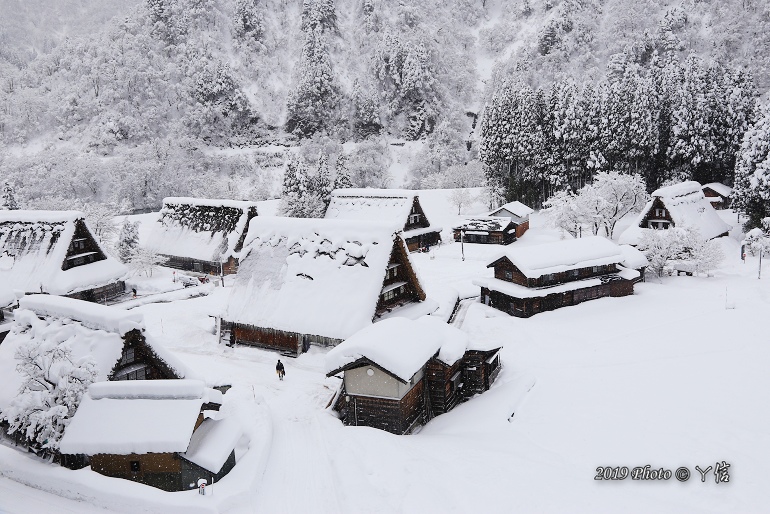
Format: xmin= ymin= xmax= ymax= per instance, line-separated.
xmin=474 ymin=273 xmax=635 ymax=298
xmin=20 ymin=295 xmax=143 ymax=335
xmin=486 ymin=255 xmax=624 ymax=278
xmin=162 ymin=197 xmax=260 ymax=211
xmin=0 ymin=210 xmax=83 ymax=224
xmin=402 ymin=226 xmax=442 ymax=238
xmin=325 ymin=356 xmax=413 ymax=384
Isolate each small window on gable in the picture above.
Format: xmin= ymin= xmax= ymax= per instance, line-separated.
xmin=655 ymin=208 xmax=666 ymax=218
xmin=504 ymin=270 xmax=513 ymax=281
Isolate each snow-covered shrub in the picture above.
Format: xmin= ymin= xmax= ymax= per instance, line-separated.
xmin=129 ymin=247 xmax=168 ymax=277
xmin=638 ymin=227 xmax=723 ymax=277
xmin=116 ymin=220 xmax=140 ymax=263
xmin=2 ymin=338 xmax=97 ymax=452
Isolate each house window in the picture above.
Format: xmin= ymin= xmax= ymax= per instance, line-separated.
xmin=408 ymin=213 xmax=421 ymax=225
xmin=450 ymin=371 xmax=462 ymax=393
xmin=119 ymin=348 xmax=135 ymax=366
xmin=543 ymin=273 xmax=555 ymax=284
xmin=592 ymin=266 xmax=601 ymax=273
xmin=504 ymin=270 xmax=513 ymax=281
xmin=115 ymin=365 xmax=148 ymax=381
xmin=130 ymin=461 xmax=141 ymax=472
xmin=381 ymin=286 xmax=403 ymax=302
xmin=569 ymin=269 xmax=580 ymax=278
xmin=655 ymin=208 xmax=666 ymax=218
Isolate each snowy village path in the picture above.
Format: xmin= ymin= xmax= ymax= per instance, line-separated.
xmin=248 ymin=366 xmax=344 ymax=513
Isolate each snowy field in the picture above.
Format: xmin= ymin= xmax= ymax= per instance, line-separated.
xmin=1 ymin=195 xmax=769 ymax=513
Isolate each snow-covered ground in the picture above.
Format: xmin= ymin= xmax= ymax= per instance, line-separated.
xmin=1 ymin=193 xmax=768 ymax=513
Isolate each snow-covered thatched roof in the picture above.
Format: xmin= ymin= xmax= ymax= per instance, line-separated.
xmin=618 ymin=181 xmax=732 ymax=245
xmin=59 ymin=380 xmax=237 ymax=467
xmin=489 ymin=201 xmax=534 ymax=220
xmin=325 ymin=317 xmax=469 ymax=382
xmin=226 ymin=217 xmax=426 ymax=340
xmin=453 ymin=216 xmax=513 ymax=232
xmin=702 ymin=182 xmax=733 ymax=198
xmin=0 ymin=210 xmax=127 ymax=295
xmin=489 ymin=236 xmax=624 ymax=279
xmin=0 ymin=296 xmax=192 ymax=412
xmin=146 ymin=197 xmax=259 ymax=262
xmin=325 ymin=189 xmax=440 ymax=237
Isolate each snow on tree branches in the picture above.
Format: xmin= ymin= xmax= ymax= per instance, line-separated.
xmin=2 ymin=339 xmax=98 ymax=452
xmin=116 ymin=220 xmax=140 ymax=263
xmin=637 ymin=226 xmax=724 ymax=277
xmin=734 ymin=101 xmax=770 ymax=231
xmin=543 ymin=172 xmax=649 ymax=238
xmin=1 ymin=181 xmax=19 ymax=210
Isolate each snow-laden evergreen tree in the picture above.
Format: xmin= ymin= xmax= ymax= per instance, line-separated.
xmin=2 ymin=339 xmax=98 ymax=452
xmin=333 ymin=153 xmax=353 ymax=190
xmin=351 ymin=80 xmax=382 ymax=139
xmin=1 ymin=181 xmax=19 ymax=210
xmin=313 ymin=153 xmax=333 ymax=208
xmin=233 ymin=0 xmax=264 ymax=41
xmin=280 ymin=157 xmax=325 ymax=218
xmin=734 ymin=101 xmax=770 ymax=230
xmin=116 ymin=219 xmax=140 ymax=263
xmin=287 ymin=0 xmax=340 ymax=137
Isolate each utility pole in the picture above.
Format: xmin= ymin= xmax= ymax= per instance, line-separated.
xmin=759 ymin=247 xmax=763 ymax=280
xmin=461 ymin=228 xmax=466 ymax=261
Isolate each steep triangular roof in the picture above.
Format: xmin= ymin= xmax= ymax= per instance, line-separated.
xmin=619 ymin=181 xmax=731 ymax=245
xmin=325 ymin=189 xmax=440 ymax=237
xmin=0 ymin=210 xmax=127 ymax=295
xmin=226 ymin=217 xmax=428 ymax=340
xmin=146 ymin=197 xmax=259 ymax=262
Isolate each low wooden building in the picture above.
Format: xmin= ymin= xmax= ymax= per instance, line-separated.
xmin=0 ymin=211 xmax=127 ymax=302
xmin=325 ymin=189 xmax=442 ymax=252
xmin=59 ymin=380 xmax=241 ymax=491
xmin=474 ymin=236 xmax=638 ymax=318
xmin=619 ymin=245 xmax=649 ymax=283
xmin=224 ymin=218 xmax=438 ymax=355
xmin=325 ymin=317 xmax=502 ymax=435
xmin=146 ymin=197 xmax=259 ymax=275
xmin=701 ymin=182 xmax=733 ymax=210
xmin=0 ymin=287 xmax=14 ymax=345
xmin=619 ymin=181 xmax=731 ymax=245
xmin=453 ymin=217 xmax=519 ymax=245
xmin=488 ymin=201 xmax=533 ymax=239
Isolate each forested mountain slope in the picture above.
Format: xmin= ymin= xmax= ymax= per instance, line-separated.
xmin=1 ymin=0 xmax=768 ymax=212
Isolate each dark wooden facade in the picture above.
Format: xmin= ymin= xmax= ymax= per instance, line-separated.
xmin=227 ymin=322 xmax=342 ymax=354
xmin=375 ymin=238 xmax=427 ymax=315
xmin=340 ymin=380 xmax=426 ymax=435
xmin=461 ymin=350 xmax=501 ymax=396
xmin=481 ymin=257 xmax=635 ymax=318
xmin=162 ymin=255 xmax=240 ymax=276
xmin=403 ymin=197 xmax=442 ymax=252
xmin=65 ymin=281 xmax=125 ymax=303
xmin=331 ymin=348 xmax=502 ymax=435
xmin=702 ymin=186 xmax=731 ymax=209
xmin=639 ymin=197 xmax=674 ymax=230
xmin=109 ymin=328 xmax=184 ymax=381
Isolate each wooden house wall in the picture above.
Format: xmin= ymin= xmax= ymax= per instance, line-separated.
xmin=452 ymin=230 xmax=513 ymax=245
xmin=481 ymin=279 xmax=634 ymax=318
xmin=639 ymin=197 xmax=674 ymax=228
xmin=66 ymin=281 xmax=125 ymax=303
xmin=231 ymin=323 xmax=301 ymax=354
xmin=514 ymin=220 xmax=530 ymax=238
xmin=62 ymin=220 xmax=107 ymax=270
xmin=162 ymin=255 xmax=236 ymax=276
xmin=404 ymin=197 xmax=431 ymax=232
xmin=425 ymin=358 xmax=462 ymax=416
xmin=344 ymin=381 xmax=425 ymax=435
xmin=404 ymin=231 xmax=441 ymax=252
xmin=229 ymin=323 xmax=341 ymax=354
xmin=109 ymin=329 xmax=183 ymax=381
xmin=376 ymin=239 xmax=427 ymax=314
xmin=91 ymin=452 xmax=182 ymax=491
xmin=493 ymin=259 xmax=620 ymax=288
xmin=702 ymin=188 xmax=730 ymax=209
xmin=462 ymin=350 xmax=501 ymax=396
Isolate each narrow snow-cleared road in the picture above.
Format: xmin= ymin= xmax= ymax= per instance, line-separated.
xmin=0 ymin=476 xmax=110 ymax=514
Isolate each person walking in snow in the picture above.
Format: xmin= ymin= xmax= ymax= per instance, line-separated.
xmin=276 ymin=359 xmax=285 ymax=381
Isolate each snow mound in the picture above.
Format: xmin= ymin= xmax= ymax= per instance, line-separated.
xmin=181 ymin=417 xmax=242 ymax=473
